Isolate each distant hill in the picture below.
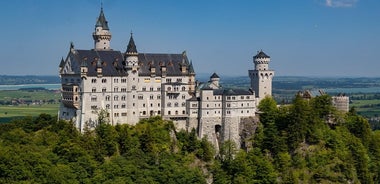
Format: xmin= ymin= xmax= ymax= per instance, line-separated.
xmin=2 ymin=74 xmax=380 ymax=92
xmin=0 ymin=75 xmax=60 ymax=85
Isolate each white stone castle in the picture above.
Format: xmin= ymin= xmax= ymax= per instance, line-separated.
xmin=58 ymin=8 xmax=274 ymax=148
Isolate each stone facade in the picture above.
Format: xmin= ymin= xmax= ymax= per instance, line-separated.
xmin=332 ymin=94 xmax=350 ymax=112
xmin=249 ymin=50 xmax=275 ymax=103
xmin=58 ymin=8 xmax=274 ymax=149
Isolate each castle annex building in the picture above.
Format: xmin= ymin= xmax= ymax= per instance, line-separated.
xmin=58 ymin=8 xmax=274 ymax=148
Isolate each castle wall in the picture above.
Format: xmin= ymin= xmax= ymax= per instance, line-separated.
xmin=223 ymin=116 xmax=241 ymax=150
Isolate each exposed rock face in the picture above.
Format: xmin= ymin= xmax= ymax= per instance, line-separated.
xmin=239 ymin=116 xmax=260 ymax=151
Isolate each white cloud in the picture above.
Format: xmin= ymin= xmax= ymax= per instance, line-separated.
xmin=325 ymin=0 xmax=358 ymax=8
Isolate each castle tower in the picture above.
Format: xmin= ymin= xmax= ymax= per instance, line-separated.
xmin=210 ymin=72 xmax=220 ymax=89
xmin=249 ymin=50 xmax=274 ymax=103
xmin=92 ymin=6 xmax=112 ymax=50
xmin=124 ymin=33 xmax=139 ymax=71
xmin=124 ymin=33 xmax=140 ymax=124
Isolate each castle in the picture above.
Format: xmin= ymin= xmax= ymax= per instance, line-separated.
xmin=58 ymin=8 xmax=274 ymax=148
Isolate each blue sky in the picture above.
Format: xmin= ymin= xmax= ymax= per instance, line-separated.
xmin=0 ymin=0 xmax=379 ymax=77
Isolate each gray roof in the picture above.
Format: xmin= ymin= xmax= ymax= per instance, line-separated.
xmin=59 ymin=57 xmax=65 ymax=67
xmin=68 ymin=49 xmax=192 ymax=77
xmin=213 ymin=88 xmax=253 ymax=96
xmin=95 ymin=8 xmax=109 ymax=30
xmin=137 ymin=53 xmax=191 ymax=76
xmin=74 ymin=50 xmax=125 ymax=76
xmin=254 ymin=50 xmax=270 ymax=59
xmin=210 ymin=72 xmax=220 ymax=79
xmin=126 ymin=34 xmax=137 ymax=54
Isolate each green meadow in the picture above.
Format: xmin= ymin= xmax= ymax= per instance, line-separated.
xmin=0 ymin=104 xmax=59 ymax=123
xmin=0 ymin=90 xmax=60 ymax=123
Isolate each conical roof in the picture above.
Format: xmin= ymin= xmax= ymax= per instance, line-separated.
xmin=95 ymin=7 xmax=109 ymax=30
xmin=210 ymin=72 xmax=220 ymax=79
xmin=59 ymin=57 xmax=65 ymax=67
xmin=126 ymin=33 xmax=137 ymax=53
xmin=254 ymin=50 xmax=270 ymax=59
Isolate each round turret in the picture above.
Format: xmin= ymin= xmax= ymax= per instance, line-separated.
xmin=93 ymin=7 xmax=112 ymax=50
xmin=254 ymin=50 xmax=270 ymax=70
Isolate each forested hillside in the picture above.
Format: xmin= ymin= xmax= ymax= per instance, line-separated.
xmin=1 ymin=94 xmax=380 ymax=183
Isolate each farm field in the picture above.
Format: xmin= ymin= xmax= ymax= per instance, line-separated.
xmin=0 ymin=104 xmax=59 ymax=123
xmin=0 ymin=89 xmax=60 ymax=123
xmin=350 ymin=99 xmax=380 ymax=117
xmin=0 ymin=89 xmax=60 ymax=102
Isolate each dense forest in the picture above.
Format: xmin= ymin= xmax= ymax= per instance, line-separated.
xmin=1 ymin=94 xmax=380 ymax=183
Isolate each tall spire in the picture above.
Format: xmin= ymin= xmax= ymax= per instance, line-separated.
xmin=92 ymin=5 xmax=112 ymax=50
xmin=126 ymin=32 xmax=138 ymax=54
xmin=59 ymin=57 xmax=65 ymax=68
xmin=95 ymin=4 xmax=109 ymax=30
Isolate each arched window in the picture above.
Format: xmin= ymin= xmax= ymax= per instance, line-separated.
xmin=114 ymin=95 xmax=119 ymax=101
xmin=121 ymin=95 xmax=126 ymax=101
xmin=106 ymin=95 xmax=110 ymax=101
xmin=182 ymin=86 xmax=186 ymax=91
